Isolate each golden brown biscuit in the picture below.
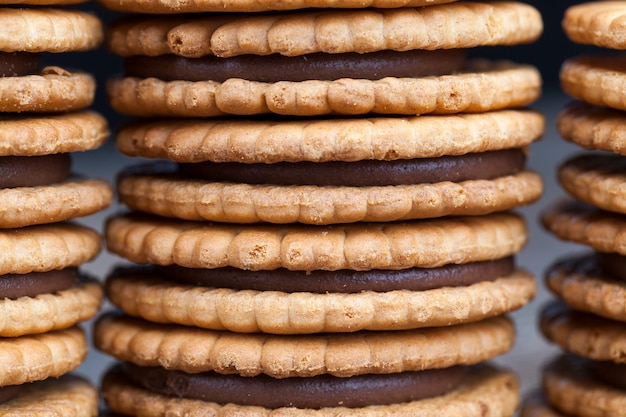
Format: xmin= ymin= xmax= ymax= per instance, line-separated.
xmin=108 ymin=60 xmax=541 ymax=117
xmin=0 ymin=375 xmax=97 ymax=417
xmin=543 ymin=354 xmax=626 ymax=417
xmin=540 ymin=301 xmax=626 ymax=363
xmin=106 ymin=212 xmax=528 ymax=271
xmin=105 ymin=267 xmax=534 ymax=333
xmin=0 ymin=326 xmax=87 ymax=387
xmin=95 ymin=313 xmax=516 ymax=377
xmin=563 ymin=1 xmax=626 ymax=50
xmin=541 ymin=200 xmax=626 ymax=255
xmin=558 ymin=153 xmax=626 ymax=215
xmin=101 ymin=363 xmax=519 ymax=417
xmin=557 ymin=101 xmax=626 ymax=155
xmin=97 ymin=0 xmax=457 ymax=14
xmin=106 ymin=3 xmax=542 ymax=58
xmin=115 ymin=110 xmax=544 ymax=163
xmin=561 ymin=55 xmax=626 ymax=112
xmin=0 ymin=222 xmax=101 ymax=275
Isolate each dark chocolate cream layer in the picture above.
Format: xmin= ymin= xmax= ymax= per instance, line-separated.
xmin=588 ymin=360 xmax=626 ymax=391
xmin=0 ymin=154 xmax=71 ymax=188
xmin=159 ymin=256 xmax=514 ymax=293
xmin=596 ymin=252 xmax=626 ymax=282
xmin=118 ymin=362 xmax=467 ymax=409
xmin=124 ymin=49 xmax=466 ymax=83
xmin=179 ymin=148 xmax=526 ymax=187
xmin=0 ymin=52 xmax=40 ymax=77
xmin=0 ymin=268 xmax=80 ymax=299
xmin=0 ymin=385 xmax=21 ymax=405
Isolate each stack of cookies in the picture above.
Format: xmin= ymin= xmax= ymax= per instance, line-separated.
xmin=0 ymin=0 xmax=111 ymax=414
xmin=94 ymin=1 xmax=544 ymax=415
xmin=523 ymin=2 xmax=626 ymax=417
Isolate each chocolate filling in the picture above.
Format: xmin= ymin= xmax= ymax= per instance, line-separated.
xmin=159 ymin=256 xmax=514 ymax=293
xmin=118 ymin=362 xmax=467 ymax=409
xmin=0 ymin=268 xmax=79 ymax=300
xmin=596 ymin=252 xmax=626 ymax=283
xmin=587 ymin=360 xmax=626 ymax=391
xmin=179 ymin=148 xmax=526 ymax=187
xmin=0 ymin=52 xmax=40 ymax=77
xmin=0 ymin=154 xmax=71 ymax=188
xmin=124 ymin=49 xmax=466 ymax=83
xmin=0 ymin=385 xmax=21 ymax=405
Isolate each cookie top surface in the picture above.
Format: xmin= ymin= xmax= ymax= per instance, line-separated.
xmin=542 ymin=200 xmax=626 ymax=255
xmin=541 ymin=300 xmax=626 ymax=363
xmin=105 ymin=211 xmax=527 ymax=271
xmin=0 ymin=8 xmax=102 ymax=53
xmin=0 ymin=111 xmax=109 ymax=156
xmin=543 ymin=354 xmax=626 ymax=417
xmin=98 ymin=0 xmax=457 ymax=14
xmin=116 ymin=110 xmax=544 ymax=163
xmin=0 ymin=276 xmax=102 ymax=337
xmin=0 ymin=326 xmax=87 ymax=387
xmin=557 ymin=101 xmax=626 ymax=155
xmin=0 ymin=223 xmax=101 ymax=274
xmin=561 ymin=55 xmax=626 ymax=112
xmin=0 ymin=178 xmax=113 ymax=228
xmin=102 ymin=362 xmax=518 ymax=417
xmin=95 ymin=313 xmax=515 ymax=377
xmin=106 ymin=2 xmax=542 ymax=57
xmin=563 ymin=1 xmax=626 ymax=49
xmin=0 ymin=375 xmax=97 ymax=416
xmin=108 ymin=60 xmax=541 ymax=117
xmin=558 ymin=152 xmax=626 ymax=215
xmin=545 ymin=252 xmax=626 ymax=323
xmin=0 ymin=68 xmax=95 ymax=113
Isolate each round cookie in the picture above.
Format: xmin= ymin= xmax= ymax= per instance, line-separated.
xmin=544 ymin=252 xmax=626 ymax=323
xmin=101 ymin=363 xmax=519 ymax=417
xmin=97 ymin=0 xmax=457 ymax=14
xmin=0 ymin=326 xmax=87 ymax=387
xmin=561 ymin=55 xmax=626 ymax=112
xmin=540 ymin=301 xmax=626 ymax=364
xmin=115 ymin=109 xmax=544 ymax=224
xmin=0 ymin=375 xmax=97 ymax=417
xmin=543 ymin=354 xmax=626 ymax=417
xmin=558 ymin=152 xmax=626 ymax=216
xmin=557 ymin=101 xmax=626 ymax=155
xmin=106 ymin=3 xmax=542 ymax=58
xmin=541 ymin=200 xmax=626 ymax=255
xmin=0 ymin=111 xmax=112 ymax=228
xmin=109 ymin=58 xmax=541 ymax=118
xmin=563 ymin=1 xmax=626 ymax=50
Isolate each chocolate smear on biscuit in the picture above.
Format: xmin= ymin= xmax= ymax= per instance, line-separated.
xmin=596 ymin=252 xmax=626 ymax=283
xmin=588 ymin=360 xmax=626 ymax=391
xmin=0 ymin=385 xmax=21 ymax=405
xmin=124 ymin=49 xmax=466 ymax=83
xmin=159 ymin=256 xmax=515 ymax=293
xmin=0 ymin=154 xmax=71 ymax=188
xmin=0 ymin=268 xmax=80 ymax=299
xmin=117 ymin=362 xmax=467 ymax=409
xmin=179 ymin=148 xmax=526 ymax=187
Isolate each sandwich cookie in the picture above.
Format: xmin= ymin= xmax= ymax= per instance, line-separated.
xmin=105 ymin=1 xmax=542 ymax=117
xmin=95 ymin=312 xmax=519 ymax=416
xmin=115 ymin=109 xmax=543 ymax=224
xmin=104 ymin=212 xmax=534 ymax=334
xmin=562 ymin=1 xmax=626 ymax=50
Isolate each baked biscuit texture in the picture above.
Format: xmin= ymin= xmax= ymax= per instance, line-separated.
xmin=101 ymin=364 xmax=519 ymax=417
xmin=557 ymin=101 xmax=626 ymax=155
xmin=105 ymin=212 xmax=528 ymax=271
xmin=108 ymin=61 xmax=541 ymax=117
xmin=97 ymin=0 xmax=457 ymax=14
xmin=94 ymin=313 xmax=516 ymax=377
xmin=563 ymin=1 xmax=626 ymax=49
xmin=106 ymin=2 xmax=542 ymax=58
